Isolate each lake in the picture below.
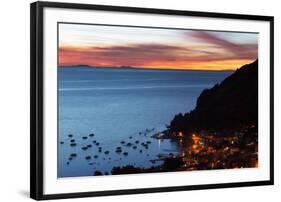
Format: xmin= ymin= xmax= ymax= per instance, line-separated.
xmin=58 ymin=67 xmax=232 ymax=177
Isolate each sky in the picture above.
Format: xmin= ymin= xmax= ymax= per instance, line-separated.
xmin=58 ymin=23 xmax=258 ymax=70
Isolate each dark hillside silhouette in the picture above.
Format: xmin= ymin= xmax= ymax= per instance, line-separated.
xmin=169 ymin=59 xmax=258 ymax=133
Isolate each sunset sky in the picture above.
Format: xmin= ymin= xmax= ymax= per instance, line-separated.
xmin=58 ymin=23 xmax=258 ymax=70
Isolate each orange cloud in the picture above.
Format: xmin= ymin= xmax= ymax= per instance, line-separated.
xmin=59 ymin=42 xmax=257 ymax=70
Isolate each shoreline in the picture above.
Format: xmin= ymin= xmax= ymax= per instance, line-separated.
xmin=109 ymin=125 xmax=258 ymax=176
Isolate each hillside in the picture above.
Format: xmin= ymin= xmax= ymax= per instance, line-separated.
xmin=169 ymin=59 xmax=258 ymax=133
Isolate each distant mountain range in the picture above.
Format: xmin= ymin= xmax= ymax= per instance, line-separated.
xmin=58 ymin=65 xmax=234 ymax=72
xmin=169 ymin=59 xmax=258 ymax=133
xmin=59 ymin=64 xmax=136 ymax=69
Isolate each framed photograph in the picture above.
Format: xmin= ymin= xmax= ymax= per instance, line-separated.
xmin=30 ymin=1 xmax=274 ymax=200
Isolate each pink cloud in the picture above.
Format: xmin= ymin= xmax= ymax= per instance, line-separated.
xmin=189 ymin=31 xmax=258 ymax=60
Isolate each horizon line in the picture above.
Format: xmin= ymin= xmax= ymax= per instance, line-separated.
xmin=58 ymin=64 xmax=236 ymax=71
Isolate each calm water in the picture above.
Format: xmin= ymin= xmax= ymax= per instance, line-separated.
xmin=58 ymin=67 xmax=232 ymax=177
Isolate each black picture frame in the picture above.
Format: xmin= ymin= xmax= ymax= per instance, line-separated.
xmin=30 ymin=1 xmax=274 ymax=200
